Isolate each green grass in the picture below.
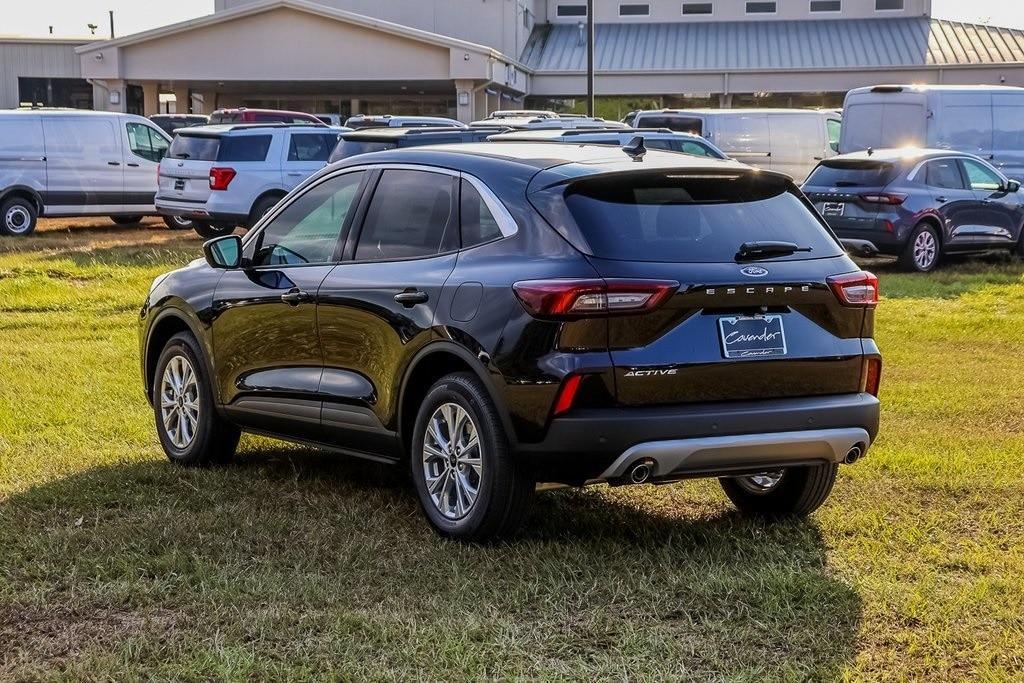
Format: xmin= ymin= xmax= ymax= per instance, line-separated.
xmin=2 ymin=220 xmax=1023 ymax=680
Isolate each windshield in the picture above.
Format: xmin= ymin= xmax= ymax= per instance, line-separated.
xmin=805 ymin=160 xmax=897 ymax=188
xmin=540 ymin=171 xmax=842 ymax=263
xmin=168 ymin=134 xmax=219 ymax=160
xmin=168 ymin=134 xmax=272 ymax=162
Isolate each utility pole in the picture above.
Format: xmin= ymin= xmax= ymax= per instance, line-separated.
xmin=586 ymin=0 xmax=595 ymax=117
xmin=109 ymin=10 xmax=115 ymax=39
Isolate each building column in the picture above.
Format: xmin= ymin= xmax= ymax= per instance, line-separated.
xmin=454 ymin=79 xmax=476 ymax=124
xmin=172 ymin=85 xmax=191 ymax=114
xmin=142 ymin=81 xmax=160 ymax=116
xmin=97 ymin=79 xmax=128 ymax=112
xmin=350 ymin=98 xmax=362 ymax=115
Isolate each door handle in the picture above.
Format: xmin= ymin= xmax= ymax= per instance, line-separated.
xmin=281 ymin=289 xmax=312 ymax=306
xmin=107 ymin=161 xmax=121 ymax=166
xmin=286 ymin=171 xmax=304 ymax=176
xmin=394 ymin=290 xmax=429 ymax=307
xmin=935 ymin=196 xmax=948 ymax=203
xmin=127 ymin=162 xmax=140 ymax=167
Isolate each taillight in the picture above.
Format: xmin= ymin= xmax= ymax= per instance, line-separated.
xmin=209 ymin=167 xmax=237 ymax=191
xmin=552 ymin=374 xmax=583 ymax=416
xmin=862 ymin=357 xmax=882 ymax=396
xmin=512 ymin=279 xmax=679 ymax=319
xmin=859 ymin=192 xmax=907 ymax=205
xmin=828 ymin=271 xmax=879 ymax=307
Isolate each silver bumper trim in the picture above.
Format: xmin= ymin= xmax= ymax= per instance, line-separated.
xmin=598 ymin=428 xmax=871 ymax=481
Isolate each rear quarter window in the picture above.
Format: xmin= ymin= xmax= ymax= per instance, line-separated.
xmin=535 ymin=171 xmax=842 ymax=263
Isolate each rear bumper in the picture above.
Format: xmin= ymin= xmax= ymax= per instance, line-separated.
xmin=831 ymin=226 xmax=905 ymax=256
xmin=155 ymin=197 xmax=248 ymax=224
xmin=519 ymin=393 xmax=880 ymax=483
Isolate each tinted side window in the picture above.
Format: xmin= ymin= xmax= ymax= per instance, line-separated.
xmin=126 ymin=122 xmax=168 ymax=163
xmin=961 ymin=159 xmax=1002 ymax=191
xmin=924 ymin=159 xmax=965 ymax=190
xmin=252 ymin=172 xmax=364 ymax=266
xmin=680 ymin=140 xmax=714 ymax=157
xmin=460 ymin=179 xmax=503 ymax=248
xmin=217 ymin=135 xmax=271 ymax=162
xmin=288 ymin=133 xmax=338 ymax=162
xmin=354 ymin=170 xmax=457 ymax=261
xmin=636 ymin=115 xmax=703 ymax=135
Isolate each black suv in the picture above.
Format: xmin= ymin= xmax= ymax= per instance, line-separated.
xmin=140 ymin=142 xmax=882 ymax=540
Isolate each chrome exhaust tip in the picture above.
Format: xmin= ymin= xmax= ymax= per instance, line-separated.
xmin=629 ymin=459 xmax=655 ymax=484
xmin=844 ymin=445 xmax=864 ymax=465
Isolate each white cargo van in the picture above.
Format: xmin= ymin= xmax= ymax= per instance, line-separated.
xmin=631 ymin=108 xmax=841 ymax=181
xmin=840 ymin=85 xmax=1024 ymax=180
xmin=0 ymin=110 xmax=189 ymax=236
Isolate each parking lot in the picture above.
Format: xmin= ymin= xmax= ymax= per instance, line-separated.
xmin=1 ymin=217 xmax=1022 ymax=679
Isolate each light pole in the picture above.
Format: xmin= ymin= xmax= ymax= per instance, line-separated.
xmin=586 ymin=0 xmax=595 ymax=117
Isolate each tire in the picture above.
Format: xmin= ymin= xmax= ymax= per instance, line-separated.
xmin=0 ymin=196 xmax=38 ymax=237
xmin=720 ymin=463 xmax=839 ymax=517
xmin=248 ymin=194 xmax=283 ymax=228
xmin=110 ymin=215 xmax=144 ymax=226
xmin=1015 ymin=229 xmax=1024 ymax=260
xmin=153 ymin=332 xmax=240 ymax=466
xmin=898 ymin=222 xmax=941 ymax=272
xmin=191 ymin=220 xmax=235 ymax=240
xmin=410 ymin=372 xmax=534 ymax=541
xmin=163 ymin=215 xmax=194 ymax=231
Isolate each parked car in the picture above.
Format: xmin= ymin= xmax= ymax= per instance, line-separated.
xmin=155 ymin=123 xmax=343 ymax=238
xmin=328 ymin=126 xmax=507 ymax=163
xmin=487 ymin=128 xmax=728 ymax=159
xmin=803 ymin=148 xmax=1024 ymax=272
xmin=344 ymin=114 xmax=465 ymax=129
xmin=839 ymin=85 xmax=1024 ymax=180
xmin=149 ymin=114 xmax=210 ymax=136
xmin=209 ymin=108 xmax=326 ymax=126
xmin=488 ymin=109 xmax=560 ymax=119
xmin=469 ymin=114 xmax=628 ymax=130
xmin=315 ymin=113 xmax=344 ymax=126
xmin=631 ymin=108 xmax=842 ymax=181
xmin=140 ymin=142 xmax=881 ymax=540
xmin=0 ymin=109 xmax=190 ymax=236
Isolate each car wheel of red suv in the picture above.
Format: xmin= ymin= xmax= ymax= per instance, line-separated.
xmin=411 ymin=372 xmax=533 ymax=541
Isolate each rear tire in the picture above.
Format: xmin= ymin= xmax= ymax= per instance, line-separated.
xmin=720 ymin=463 xmax=838 ymax=517
xmin=1 ymin=196 xmax=38 ymax=236
xmin=898 ymin=223 xmax=941 ymax=272
xmin=410 ymin=372 xmax=534 ymax=541
xmin=110 ymin=215 xmax=144 ymax=226
xmin=191 ymin=220 xmax=235 ymax=239
xmin=248 ymin=194 xmax=283 ymax=228
xmin=153 ymin=332 xmax=240 ymax=466
xmin=163 ymin=215 xmax=194 ymax=231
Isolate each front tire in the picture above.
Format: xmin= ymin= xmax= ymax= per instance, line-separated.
xmin=110 ymin=215 xmax=145 ymax=226
xmin=1 ymin=196 xmax=38 ymax=236
xmin=153 ymin=332 xmax=240 ymax=466
xmin=191 ymin=220 xmax=235 ymax=239
xmin=410 ymin=373 xmax=533 ymax=541
xmin=898 ymin=223 xmax=941 ymax=272
xmin=720 ymin=463 xmax=838 ymax=517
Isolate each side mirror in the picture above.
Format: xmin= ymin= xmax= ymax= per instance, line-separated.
xmin=1006 ymin=179 xmax=1021 ymax=193
xmin=203 ymin=234 xmax=242 ymax=269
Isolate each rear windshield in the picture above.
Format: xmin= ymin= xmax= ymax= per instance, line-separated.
xmin=634 ymin=115 xmax=703 ymax=135
xmin=542 ymin=172 xmax=841 ymax=263
xmin=805 ymin=160 xmax=897 ymax=188
xmin=168 ymin=134 xmax=272 ymax=162
xmin=329 ymin=139 xmax=397 ymax=162
xmin=208 ymin=113 xmax=240 ymax=124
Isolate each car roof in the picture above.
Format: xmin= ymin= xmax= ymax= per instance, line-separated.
xmin=825 ymin=148 xmax=979 ymax=164
xmin=487 ymin=128 xmax=704 ymax=141
xmin=175 ymin=123 xmax=342 ymax=136
xmin=847 ymin=84 xmax=1024 ymax=95
xmin=340 ymin=126 xmax=498 ymax=140
xmin=637 ymin=108 xmax=832 ymax=116
xmin=212 ymin=107 xmax=316 ymax=116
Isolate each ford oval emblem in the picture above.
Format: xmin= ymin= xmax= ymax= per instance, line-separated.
xmin=741 ymin=266 xmax=769 ymax=278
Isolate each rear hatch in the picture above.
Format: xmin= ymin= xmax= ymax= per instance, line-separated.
xmin=802 ymin=159 xmax=899 ymax=232
xmin=530 ymin=168 xmax=874 ymax=406
xmin=159 ymin=132 xmax=221 ymax=203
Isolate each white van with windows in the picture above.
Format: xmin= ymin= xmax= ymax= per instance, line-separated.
xmin=630 ymin=108 xmax=842 ymax=181
xmin=839 ymin=85 xmax=1024 ymax=181
xmin=0 ymin=110 xmax=190 ymax=236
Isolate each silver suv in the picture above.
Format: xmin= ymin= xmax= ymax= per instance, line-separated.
xmin=156 ymin=123 xmax=343 ymax=238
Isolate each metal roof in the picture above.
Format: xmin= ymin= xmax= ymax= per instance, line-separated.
xmin=520 ymin=18 xmax=1024 ymax=73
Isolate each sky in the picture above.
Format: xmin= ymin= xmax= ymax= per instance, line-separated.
xmin=1 ymin=0 xmax=1023 ymax=38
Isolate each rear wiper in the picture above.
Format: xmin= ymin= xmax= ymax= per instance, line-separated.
xmin=736 ymin=241 xmax=813 ymax=261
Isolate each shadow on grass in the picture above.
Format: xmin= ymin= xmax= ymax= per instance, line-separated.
xmin=1 ymin=443 xmax=863 ymax=678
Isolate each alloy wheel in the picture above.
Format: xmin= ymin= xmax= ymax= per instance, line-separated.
xmin=422 ymin=402 xmax=483 ymax=520
xmin=734 ymin=470 xmax=785 ymax=495
xmin=913 ymin=230 xmax=937 ymax=270
xmin=160 ymin=355 xmax=200 ymax=449
xmin=5 ymin=205 xmax=31 ymax=234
